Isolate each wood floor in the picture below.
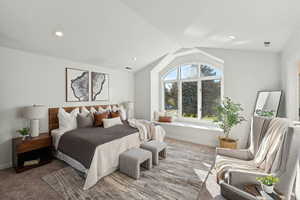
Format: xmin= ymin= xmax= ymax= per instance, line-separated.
xmin=0 ymin=138 xmax=217 ymax=200
xmin=0 ymin=159 xmax=66 ymax=200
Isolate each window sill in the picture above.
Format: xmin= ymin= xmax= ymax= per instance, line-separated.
xmin=154 ymin=120 xmax=223 ymax=132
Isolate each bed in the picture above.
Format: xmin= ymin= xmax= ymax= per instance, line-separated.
xmin=48 ymin=105 xmax=142 ymax=190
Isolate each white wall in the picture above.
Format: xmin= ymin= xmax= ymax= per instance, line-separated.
xmin=135 ymin=48 xmax=281 ymax=147
xmin=0 ymin=46 xmax=134 ymax=169
xmin=134 ymin=56 xmax=165 ymax=119
xmin=281 ymin=29 xmax=300 ymax=120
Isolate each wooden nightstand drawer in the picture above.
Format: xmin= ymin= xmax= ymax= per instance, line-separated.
xmin=17 ymin=138 xmax=51 ymax=153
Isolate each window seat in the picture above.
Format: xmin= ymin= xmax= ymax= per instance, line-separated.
xmin=154 ymin=121 xmax=223 ymax=147
xmin=154 ymin=121 xmax=223 ymax=132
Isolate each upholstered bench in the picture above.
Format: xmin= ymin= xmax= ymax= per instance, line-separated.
xmin=119 ymin=148 xmax=152 ymax=179
xmin=141 ymin=141 xmax=167 ymax=165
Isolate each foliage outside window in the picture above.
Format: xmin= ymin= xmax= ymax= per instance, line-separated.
xmin=162 ymin=64 xmax=223 ymax=121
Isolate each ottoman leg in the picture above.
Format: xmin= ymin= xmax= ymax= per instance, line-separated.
xmin=134 ymin=161 xmax=140 ymax=179
xmin=153 ymin=151 xmax=159 ymax=165
xmin=146 ymin=157 xmax=152 ymax=169
xmin=141 ymin=156 xmax=152 ymax=170
xmin=159 ymin=148 xmax=166 ymax=159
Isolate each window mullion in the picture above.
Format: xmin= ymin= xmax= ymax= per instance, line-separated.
xmin=161 ymin=80 xmax=165 ymax=112
xmin=198 ymin=80 xmax=202 ymax=120
xmin=178 ymin=80 xmax=182 ymax=117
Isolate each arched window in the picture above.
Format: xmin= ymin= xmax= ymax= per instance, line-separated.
xmin=162 ymin=63 xmax=223 ymax=121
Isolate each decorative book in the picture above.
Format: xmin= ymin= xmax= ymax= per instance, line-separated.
xmin=24 ymin=159 xmax=40 ymax=167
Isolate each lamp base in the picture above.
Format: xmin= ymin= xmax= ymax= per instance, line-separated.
xmin=30 ymin=119 xmax=39 ymax=137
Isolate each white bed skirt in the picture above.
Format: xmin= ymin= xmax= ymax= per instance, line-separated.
xmin=55 ymin=132 xmax=141 ymax=190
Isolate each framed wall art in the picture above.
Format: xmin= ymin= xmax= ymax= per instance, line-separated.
xmin=66 ymin=68 xmax=89 ymax=102
xmin=91 ymin=72 xmax=109 ymax=101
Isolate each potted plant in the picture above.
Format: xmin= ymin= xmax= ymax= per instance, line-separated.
xmin=214 ymin=97 xmax=246 ymax=149
xmin=17 ymin=128 xmax=30 ymax=140
xmin=256 ymin=175 xmax=279 ymax=194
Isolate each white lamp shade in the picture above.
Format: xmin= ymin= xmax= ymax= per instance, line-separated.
xmin=23 ymin=105 xmax=47 ymax=119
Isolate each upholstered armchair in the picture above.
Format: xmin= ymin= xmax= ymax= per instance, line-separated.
xmin=215 ymin=116 xmax=271 ymax=182
xmin=216 ymin=119 xmax=300 ymax=200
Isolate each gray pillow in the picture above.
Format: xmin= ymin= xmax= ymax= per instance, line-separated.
xmin=77 ymin=113 xmax=93 ymax=128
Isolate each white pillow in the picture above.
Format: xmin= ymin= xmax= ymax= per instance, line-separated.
xmin=98 ymin=106 xmax=111 ymax=113
xmin=111 ymin=105 xmax=119 ymax=112
xmin=81 ymin=106 xmax=97 ymax=116
xmin=90 ymin=107 xmax=97 ymax=114
xmin=58 ymin=108 xmax=79 ymax=131
xmin=119 ymin=105 xmax=127 ymax=121
xmin=103 ymin=117 xmax=123 ymax=128
xmin=111 ymin=105 xmax=127 ymax=120
xmin=81 ymin=106 xmax=90 ymax=116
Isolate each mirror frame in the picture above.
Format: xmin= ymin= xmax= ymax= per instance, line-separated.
xmin=254 ymin=90 xmax=282 ymax=117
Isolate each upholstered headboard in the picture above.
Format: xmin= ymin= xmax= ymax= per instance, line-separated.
xmin=48 ymin=105 xmax=116 ymax=133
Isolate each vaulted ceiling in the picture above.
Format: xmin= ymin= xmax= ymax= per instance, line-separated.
xmin=0 ymin=0 xmax=299 ymax=71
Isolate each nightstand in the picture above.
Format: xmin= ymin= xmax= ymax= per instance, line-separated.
xmin=12 ymin=133 xmax=53 ymax=173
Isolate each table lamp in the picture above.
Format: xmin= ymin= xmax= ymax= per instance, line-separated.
xmin=23 ymin=105 xmax=47 ymax=137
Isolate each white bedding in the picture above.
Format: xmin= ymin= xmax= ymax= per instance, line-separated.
xmin=52 ymin=128 xmax=141 ymax=190
xmin=52 ymin=120 xmax=165 ymax=190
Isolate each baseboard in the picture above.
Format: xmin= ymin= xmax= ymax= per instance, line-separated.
xmin=0 ymin=162 xmax=12 ymax=170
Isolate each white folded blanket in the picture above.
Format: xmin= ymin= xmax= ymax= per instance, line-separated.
xmin=128 ymin=119 xmax=166 ymax=142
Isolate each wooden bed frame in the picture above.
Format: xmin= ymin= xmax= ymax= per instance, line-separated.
xmin=48 ymin=105 xmax=117 ymax=133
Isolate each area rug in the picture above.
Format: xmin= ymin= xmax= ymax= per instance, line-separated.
xmin=42 ymin=139 xmax=223 ymax=200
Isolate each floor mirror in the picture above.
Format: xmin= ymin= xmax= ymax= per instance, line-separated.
xmin=254 ymin=90 xmax=282 ymax=117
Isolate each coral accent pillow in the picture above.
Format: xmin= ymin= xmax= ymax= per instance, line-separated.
xmin=111 ymin=111 xmax=120 ymax=118
xmin=158 ymin=116 xmax=172 ymax=123
xmin=94 ymin=112 xmax=109 ymax=127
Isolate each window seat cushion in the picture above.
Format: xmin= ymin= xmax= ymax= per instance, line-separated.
xmin=154 ymin=121 xmax=222 ymax=132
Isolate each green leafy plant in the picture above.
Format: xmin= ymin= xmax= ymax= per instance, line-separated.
xmin=256 ymin=175 xmax=279 ymax=186
xmin=16 ymin=128 xmax=30 ymax=136
xmin=255 ymin=109 xmax=275 ymax=117
xmin=214 ymin=97 xmax=246 ymax=139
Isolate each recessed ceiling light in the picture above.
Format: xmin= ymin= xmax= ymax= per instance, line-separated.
xmin=54 ymin=31 xmax=64 ymax=37
xmin=133 ymin=57 xmax=137 ymax=61
xmin=228 ymin=35 xmax=236 ymax=40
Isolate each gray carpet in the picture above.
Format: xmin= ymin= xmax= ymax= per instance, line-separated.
xmin=42 ymin=140 xmax=224 ymax=200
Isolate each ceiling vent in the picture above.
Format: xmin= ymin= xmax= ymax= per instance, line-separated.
xmin=124 ymin=66 xmax=133 ymax=71
xmin=264 ymin=41 xmax=271 ymax=47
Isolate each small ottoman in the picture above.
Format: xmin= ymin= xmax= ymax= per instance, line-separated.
xmin=141 ymin=141 xmax=167 ymax=165
xmin=119 ymin=148 xmax=152 ymax=179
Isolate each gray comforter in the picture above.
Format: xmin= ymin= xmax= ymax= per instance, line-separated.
xmin=57 ymin=123 xmax=138 ymax=168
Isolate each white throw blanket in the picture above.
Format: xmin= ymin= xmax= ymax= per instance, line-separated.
xmin=128 ymin=119 xmax=166 ymax=142
xmin=254 ymin=118 xmax=289 ymax=172
xmin=296 ymin=159 xmax=300 ymax=200
xmin=215 ymin=118 xmax=289 ymax=181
